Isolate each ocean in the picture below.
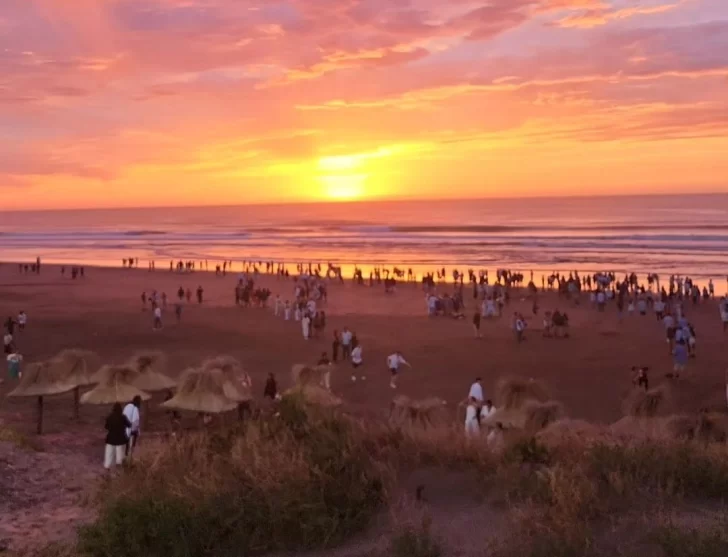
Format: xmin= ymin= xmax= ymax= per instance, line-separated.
xmin=1 ymin=194 xmax=727 ymax=288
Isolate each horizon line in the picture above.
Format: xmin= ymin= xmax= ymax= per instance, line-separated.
xmin=2 ymin=189 xmax=728 ymax=214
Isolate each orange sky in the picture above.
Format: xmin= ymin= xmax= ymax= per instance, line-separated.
xmin=1 ymin=0 xmax=728 ymax=210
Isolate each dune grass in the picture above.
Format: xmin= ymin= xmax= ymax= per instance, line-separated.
xmin=24 ymin=398 xmax=728 ymax=557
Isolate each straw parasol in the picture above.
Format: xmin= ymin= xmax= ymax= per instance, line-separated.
xmin=389 ymin=395 xmax=448 ymax=429
xmin=284 ymin=384 xmax=343 ymax=408
xmin=496 ymin=376 xmax=550 ymax=410
xmin=124 ymin=351 xmax=176 ymax=392
xmin=161 ymin=367 xmax=238 ymax=414
xmin=622 ymin=385 xmax=671 ymax=418
xmin=8 ymin=360 xmax=82 ymax=434
xmin=81 ymin=365 xmax=151 ymax=405
xmin=201 ymin=356 xmax=252 ymax=402
xmin=54 ymin=349 xmax=100 ymax=419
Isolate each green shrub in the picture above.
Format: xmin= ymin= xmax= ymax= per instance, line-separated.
xmin=651 ymin=524 xmax=728 ymax=557
xmin=390 ymin=517 xmax=441 ymax=557
xmin=79 ymin=399 xmax=389 ymax=557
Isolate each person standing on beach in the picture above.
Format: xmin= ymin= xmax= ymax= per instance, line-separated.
xmin=186 ymin=288 xmax=192 ymax=303
xmin=104 ymin=403 xmax=131 ymax=471
xmin=17 ymin=311 xmax=27 ymax=331
xmin=673 ymin=341 xmax=688 ymax=378
xmin=332 ymin=330 xmax=341 ymax=362
xmin=472 ymin=311 xmax=482 ymax=338
xmin=177 ymin=287 xmax=184 ymax=302
xmin=301 ymin=312 xmax=311 ymax=340
xmin=153 ymin=305 xmax=163 ymax=330
xmin=387 ymin=351 xmax=411 ymax=389
xmin=175 ymin=302 xmax=183 ymax=323
xmin=464 ymin=397 xmax=480 ymax=437
xmin=468 ymin=378 xmax=484 ymax=421
xmin=196 ymin=286 xmax=204 ymax=303
xmin=141 ymin=291 xmax=147 ymax=311
xmin=123 ymin=396 xmax=142 ymax=458
xmin=341 ymin=327 xmax=353 ymax=360
xmin=284 ymin=301 xmax=291 ymax=321
xmin=351 ymin=343 xmax=363 ymax=381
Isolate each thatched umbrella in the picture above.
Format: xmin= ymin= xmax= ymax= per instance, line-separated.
xmin=81 ymin=365 xmax=151 ymax=405
xmin=622 ymin=385 xmax=670 ymax=418
xmin=161 ymin=367 xmax=238 ymax=414
xmin=123 ymin=351 xmax=175 ymax=391
xmin=201 ymin=356 xmax=253 ymax=419
xmin=284 ymin=384 xmax=342 ymax=408
xmin=291 ymin=363 xmax=333 ymax=391
xmin=8 ymin=360 xmax=80 ymax=434
xmin=389 ymin=395 xmax=448 ymax=429
xmin=54 ymin=349 xmax=99 ymax=419
xmin=496 ymin=376 xmax=550 ymax=410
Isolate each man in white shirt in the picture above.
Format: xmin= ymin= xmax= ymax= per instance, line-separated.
xmin=387 ymin=351 xmax=411 ymax=389
xmin=341 ymin=328 xmax=353 ymax=360
xmin=351 ymin=344 xmax=363 ymax=381
xmin=153 ymin=306 xmax=163 ymax=330
xmin=123 ymin=396 xmax=142 ymax=458
xmin=468 ymin=377 xmax=484 ymax=421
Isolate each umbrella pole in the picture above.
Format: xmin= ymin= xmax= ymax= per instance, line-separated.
xmin=73 ymin=386 xmax=80 ymax=420
xmin=37 ymin=395 xmax=44 ymax=435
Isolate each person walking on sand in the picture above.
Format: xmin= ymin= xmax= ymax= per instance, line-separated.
xmin=175 ymin=302 xmax=183 ymax=323
xmin=332 ymin=330 xmax=341 ymax=362
xmin=468 ymin=377 xmax=484 ymax=421
xmin=351 ymin=343 xmax=364 ymax=381
xmin=472 ymin=310 xmax=482 ymax=338
xmin=301 ymin=312 xmax=311 ymax=340
xmin=464 ymin=397 xmax=480 ymax=438
xmin=141 ymin=291 xmax=147 ymax=310
xmin=123 ymin=396 xmax=142 ymax=458
xmin=284 ymin=300 xmax=291 ymax=321
xmin=387 ymin=351 xmax=411 ymax=389
xmin=17 ymin=311 xmax=27 ymax=331
xmin=186 ymin=288 xmax=192 ymax=303
xmin=513 ymin=313 xmax=526 ymax=343
xmin=153 ymin=305 xmax=163 ymax=330
xmin=673 ymin=340 xmax=688 ymax=379
xmin=177 ymin=286 xmax=185 ymax=301
xmin=196 ymin=286 xmax=204 ymax=304
xmin=104 ymin=403 xmax=131 ymax=471
xmin=264 ymin=373 xmax=279 ymax=400
xmin=6 ymin=351 xmax=23 ymax=381
xmin=341 ymin=327 xmax=353 ymax=360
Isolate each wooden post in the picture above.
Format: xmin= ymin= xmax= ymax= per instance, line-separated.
xmin=73 ymin=386 xmax=80 ymax=420
xmin=37 ymin=395 xmax=44 ymax=435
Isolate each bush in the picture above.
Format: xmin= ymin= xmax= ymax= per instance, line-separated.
xmin=390 ymin=517 xmax=441 ymax=557
xmin=651 ymin=524 xmax=728 ymax=557
xmin=78 ymin=399 xmax=389 ymax=557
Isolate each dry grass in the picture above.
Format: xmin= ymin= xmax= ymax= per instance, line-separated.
xmin=623 ymin=384 xmax=671 ymax=418
xmin=496 ymin=376 xmax=550 ymax=410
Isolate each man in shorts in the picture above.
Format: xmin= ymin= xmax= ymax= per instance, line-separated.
xmin=387 ymin=351 xmax=411 ymax=389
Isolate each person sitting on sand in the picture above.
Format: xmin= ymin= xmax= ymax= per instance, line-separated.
xmin=104 ymin=403 xmax=131 ymax=471
xmin=464 ymin=397 xmax=480 ymax=438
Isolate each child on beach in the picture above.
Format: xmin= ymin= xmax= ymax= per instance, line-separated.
xmin=351 ymin=343 xmax=363 ymax=381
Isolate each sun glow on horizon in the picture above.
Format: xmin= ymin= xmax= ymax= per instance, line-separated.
xmin=319 ymin=173 xmax=367 ymax=200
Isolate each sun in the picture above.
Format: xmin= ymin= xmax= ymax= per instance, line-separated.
xmin=319 ymin=174 xmax=367 ymax=201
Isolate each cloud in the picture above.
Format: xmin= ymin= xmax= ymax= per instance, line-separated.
xmin=553 ymin=1 xmax=685 ymax=28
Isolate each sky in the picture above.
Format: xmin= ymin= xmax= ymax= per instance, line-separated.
xmin=1 ymin=0 xmax=727 ymax=210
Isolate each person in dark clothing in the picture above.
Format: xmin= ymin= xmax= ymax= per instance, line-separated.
xmin=331 ymin=330 xmax=341 ymax=362
xmin=263 ymin=373 xmax=278 ymax=400
xmin=104 ymin=403 xmax=131 ymax=470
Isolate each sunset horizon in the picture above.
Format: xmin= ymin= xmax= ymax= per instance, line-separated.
xmin=1 ymin=0 xmax=727 ymax=211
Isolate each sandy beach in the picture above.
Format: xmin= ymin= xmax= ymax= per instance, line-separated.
xmin=1 ymin=263 xmax=727 ymax=550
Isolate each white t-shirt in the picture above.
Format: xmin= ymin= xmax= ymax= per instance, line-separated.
xmin=3 ymin=334 xmax=12 ymax=346
xmin=351 ymin=346 xmax=363 ymax=364
xmin=123 ymin=403 xmax=140 ymax=437
xmin=515 ymin=319 xmax=525 ymax=332
xmin=17 ymin=313 xmax=27 ymax=325
xmin=481 ymin=404 xmax=497 ymax=419
xmin=387 ymin=353 xmax=407 ymax=370
xmin=341 ymin=331 xmax=353 ymax=346
xmin=468 ymin=382 xmax=484 ymax=402
xmin=154 ymin=307 xmax=162 ymax=319
xmin=663 ymin=315 xmax=675 ymax=330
